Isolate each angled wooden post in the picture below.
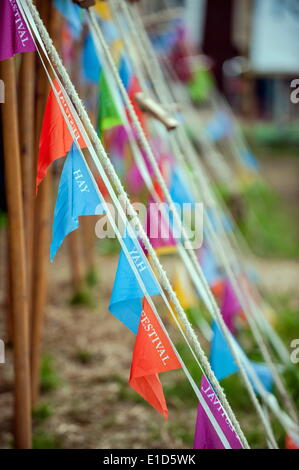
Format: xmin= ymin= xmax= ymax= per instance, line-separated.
xmin=0 ymin=57 xmax=32 ymax=448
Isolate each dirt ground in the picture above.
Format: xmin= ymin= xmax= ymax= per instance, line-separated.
xmin=0 ymin=155 xmax=298 ymax=449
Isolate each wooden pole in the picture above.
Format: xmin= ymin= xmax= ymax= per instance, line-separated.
xmin=68 ymin=230 xmax=84 ymax=293
xmin=30 ymin=1 xmax=61 ymax=405
xmin=18 ymin=52 xmax=35 ymax=325
xmin=0 ymin=58 xmax=32 ymax=448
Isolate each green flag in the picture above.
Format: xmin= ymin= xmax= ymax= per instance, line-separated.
xmin=97 ymin=73 xmax=122 ymax=136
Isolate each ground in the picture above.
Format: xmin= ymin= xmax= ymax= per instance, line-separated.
xmin=0 ymin=153 xmax=298 ymax=449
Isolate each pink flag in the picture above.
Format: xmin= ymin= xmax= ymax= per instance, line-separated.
xmin=221 ymin=281 xmax=241 ymax=335
xmin=0 ymin=0 xmax=36 ymax=62
xmin=146 ymin=201 xmax=176 ymax=255
xmin=194 ymin=376 xmax=243 ymax=449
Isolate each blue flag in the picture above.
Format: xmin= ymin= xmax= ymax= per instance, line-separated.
xmin=211 ymin=322 xmax=274 ymax=395
xmin=53 ymin=0 xmax=83 ymax=38
xmin=50 ymin=143 xmax=105 ymax=261
xmin=250 ymin=362 xmax=273 ymax=394
xmin=109 ymin=233 xmax=161 ymax=334
xmin=241 ymin=149 xmax=260 ymax=172
xmin=119 ymin=54 xmax=133 ymax=91
xmin=82 ymin=33 xmax=102 ymax=84
xmin=205 ymin=110 xmax=233 ymax=142
xmin=169 ymin=167 xmax=195 ymax=207
xmin=210 ymin=322 xmax=238 ymax=381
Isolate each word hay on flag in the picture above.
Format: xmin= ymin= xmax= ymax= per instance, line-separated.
xmin=194 ymin=375 xmax=243 ymax=449
xmin=129 ymin=298 xmax=181 ymax=418
xmin=109 ymin=232 xmax=161 ymax=334
xmin=50 ymin=143 xmax=105 ymax=261
xmin=0 ymin=0 xmax=36 ymax=62
xmin=37 ymin=79 xmax=86 ymax=189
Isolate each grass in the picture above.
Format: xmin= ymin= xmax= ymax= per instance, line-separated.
xmin=85 ymin=268 xmax=99 ymax=288
xmin=32 ymin=402 xmax=53 ymax=423
xmin=69 ymin=289 xmax=95 ymax=307
xmin=74 ymin=349 xmax=94 ymax=365
xmin=0 ymin=210 xmax=6 ymax=229
xmin=97 ymin=238 xmax=119 ymax=255
xmin=40 ymin=354 xmax=61 ymax=393
xmin=218 ymin=180 xmax=299 ymax=258
xmin=32 ymin=430 xmax=63 ymax=449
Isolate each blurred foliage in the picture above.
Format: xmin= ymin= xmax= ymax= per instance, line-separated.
xmin=244 ymin=122 xmax=299 ymax=153
xmin=218 ymin=180 xmax=299 ymax=258
xmin=70 ymin=289 xmax=95 ymax=307
xmin=0 ymin=210 xmax=6 ymax=229
xmin=40 ymin=354 xmax=61 ymax=393
xmin=32 ymin=402 xmax=53 ymax=423
xmin=85 ymin=268 xmax=99 ymax=288
xmin=96 ymin=237 xmax=119 ymax=255
xmin=32 ymin=430 xmax=63 ymax=449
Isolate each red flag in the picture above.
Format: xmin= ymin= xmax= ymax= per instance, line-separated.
xmin=127 ymin=75 xmax=147 ymax=135
xmin=36 ymin=79 xmax=86 ymax=188
xmin=129 ymin=298 xmax=181 ymax=418
xmin=286 ymin=434 xmax=299 ymax=449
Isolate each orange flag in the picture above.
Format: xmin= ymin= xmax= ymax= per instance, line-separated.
xmin=36 ymin=79 xmax=86 ymax=189
xmin=129 ymin=298 xmax=181 ymax=419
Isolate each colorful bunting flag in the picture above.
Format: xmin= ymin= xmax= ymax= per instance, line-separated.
xmin=109 ymin=232 xmax=161 ymax=334
xmin=194 ymin=375 xmax=243 ymax=449
xmin=286 ymin=434 xmax=299 ymax=449
xmin=221 ymin=280 xmax=241 ymax=335
xmin=37 ymin=79 xmax=86 ymax=188
xmin=98 ymin=73 xmax=122 ymax=136
xmin=250 ymin=362 xmax=273 ymax=394
xmin=205 ymin=110 xmax=233 ymax=142
xmin=82 ymin=32 xmax=101 ymax=84
xmin=50 ymin=143 xmax=105 ymax=261
xmin=129 ymin=298 xmax=181 ymax=418
xmin=0 ymin=0 xmax=36 ymax=62
xmin=210 ymin=322 xmax=273 ymax=395
xmin=210 ymin=322 xmax=238 ymax=381
xmin=145 ymin=201 xmax=176 ymax=255
xmin=53 ymin=0 xmax=83 ymax=39
xmin=169 ymin=167 xmax=195 ymax=207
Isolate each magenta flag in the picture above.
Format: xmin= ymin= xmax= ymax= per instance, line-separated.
xmin=145 ymin=201 xmax=176 ymax=254
xmin=194 ymin=376 xmax=243 ymax=449
xmin=0 ymin=0 xmax=36 ymax=62
xmin=221 ymin=281 xmax=241 ymax=335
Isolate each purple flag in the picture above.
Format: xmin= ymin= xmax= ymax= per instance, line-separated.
xmin=0 ymin=0 xmax=36 ymax=62
xmin=194 ymin=376 xmax=243 ymax=449
xmin=221 ymin=281 xmax=241 ymax=335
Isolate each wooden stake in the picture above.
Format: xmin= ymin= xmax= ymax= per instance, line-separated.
xmin=30 ymin=1 xmax=59 ymax=405
xmin=18 ymin=52 xmax=35 ymax=324
xmin=68 ymin=230 xmax=84 ymax=293
xmin=0 ymin=58 xmax=32 ymax=448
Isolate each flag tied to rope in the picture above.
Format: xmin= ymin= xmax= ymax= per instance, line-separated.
xmin=0 ymin=0 xmax=36 ymax=62
xmin=98 ymin=73 xmax=122 ymax=136
xmin=109 ymin=232 xmax=161 ymax=334
xmin=129 ymin=298 xmax=181 ymax=418
xmin=194 ymin=375 xmax=243 ymax=449
xmin=210 ymin=322 xmax=273 ymax=393
xmin=50 ymin=143 xmax=105 ymax=261
xmin=37 ymin=79 xmax=86 ymax=189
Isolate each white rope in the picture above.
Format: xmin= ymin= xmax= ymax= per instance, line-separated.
xmin=87 ymin=5 xmax=278 ymax=447
xmin=19 ymin=0 xmax=249 ymax=449
xmin=122 ymin=0 xmax=298 ymax=426
xmin=93 ymin=0 xmax=283 ymax=446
